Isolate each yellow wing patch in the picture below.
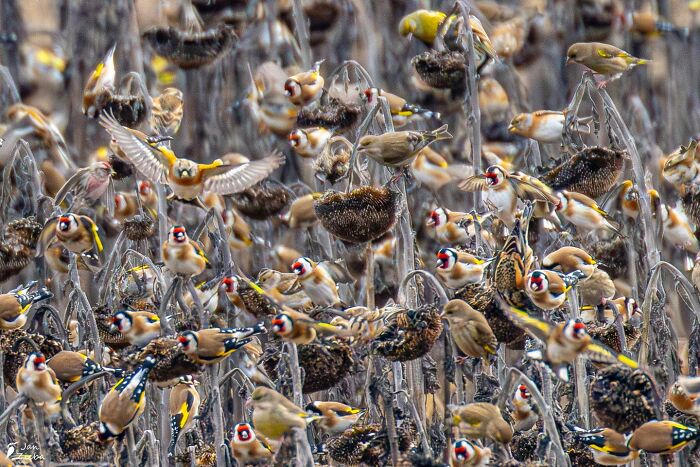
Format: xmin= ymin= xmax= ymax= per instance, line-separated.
xmin=199 ymin=159 xmax=224 ymax=170
xmin=92 ymin=62 xmax=104 ymax=79
xmin=92 ymin=223 xmax=104 ymax=252
xmin=178 ymin=401 xmax=191 ymax=428
xmin=157 ymin=147 xmax=178 ymax=165
xmin=508 ymin=307 xmax=552 ymax=337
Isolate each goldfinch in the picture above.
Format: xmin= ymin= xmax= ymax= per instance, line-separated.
xmin=451 ymin=402 xmax=513 ymax=444
xmin=282 ymin=194 xmax=318 ymax=228
xmin=451 ymin=438 xmax=492 ymax=466
xmin=110 ymin=310 xmax=161 ymax=348
xmin=506 ymin=307 xmax=638 ymax=381
xmin=511 ymin=385 xmax=538 ymax=432
xmin=100 ymin=113 xmax=284 ymax=202
xmin=248 ymin=386 xmax=320 ymax=440
xmin=435 ymin=248 xmax=489 ymax=289
xmin=230 ymin=422 xmax=275 ymax=464
xmin=357 ymin=125 xmax=451 ymax=170
xmin=555 ymin=190 xmax=623 ymax=236
xmin=291 ymin=257 xmax=341 ymax=307
xmin=509 ymin=111 xmax=565 ymax=143
xmin=626 ymin=420 xmax=700 ymax=455
xmin=525 ymin=269 xmax=586 ymax=310
xmin=177 ymin=323 xmax=266 ymax=364
xmin=82 ymin=44 xmax=116 ymax=117
xmin=580 ymin=297 xmax=641 ymax=325
xmin=98 ymin=356 xmax=156 ymax=441
xmin=284 ymin=60 xmax=325 ymax=106
xmin=441 ymin=299 xmax=497 ymax=360
xmin=363 ymin=87 xmax=439 ymax=127
xmin=305 ymin=401 xmax=365 ymax=434
xmin=542 ymin=246 xmax=598 ymax=279
xmin=47 ymin=350 xmax=122 ymax=383
xmin=570 ymin=425 xmax=639 ymax=465
xmin=271 ymin=308 xmax=349 ymax=344
xmin=16 ymin=352 xmax=62 ymax=410
xmin=288 ymin=127 xmax=332 ymax=159
xmin=662 ymin=139 xmax=700 ymax=186
xmin=168 ymin=376 xmax=201 ymax=456
xmin=0 ymin=281 xmax=52 ymax=330
xmin=566 ymin=42 xmax=649 ymax=88
xmin=41 ymin=213 xmax=104 ymax=256
xmin=660 ymin=204 xmax=699 ymax=254
xmin=669 ymin=376 xmax=700 ymax=417
xmin=162 ymin=226 xmax=209 ymax=276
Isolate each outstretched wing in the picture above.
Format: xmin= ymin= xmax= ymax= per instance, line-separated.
xmin=506 ymin=306 xmax=552 ymax=342
xmin=458 ymin=174 xmax=489 ymax=192
xmin=203 ymin=151 xmax=285 ymax=195
xmin=99 ymin=112 xmax=168 ymax=184
xmin=584 ymin=342 xmax=638 ymax=368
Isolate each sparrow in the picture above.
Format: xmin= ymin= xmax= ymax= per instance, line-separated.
xmin=305 ymin=401 xmax=365 ymax=434
xmin=282 ymin=194 xmax=318 ymax=228
xmin=100 ymin=112 xmax=285 ymax=202
xmin=451 ymin=402 xmax=513 ymax=444
xmin=506 ymin=307 xmax=638 ymax=381
xmin=357 ymin=125 xmax=452 ymax=170
xmin=542 ymin=246 xmax=598 ymax=279
xmin=660 ymin=204 xmax=699 ymax=254
xmin=230 ymin=422 xmax=275 ymax=465
xmin=177 ymin=323 xmax=266 ymax=364
xmin=363 ymin=87 xmax=439 ymax=127
xmin=669 ymin=376 xmax=700 ymax=417
xmin=248 ymin=386 xmax=320 ymax=440
xmin=16 ymin=352 xmax=62 ymax=410
xmin=110 ymin=310 xmax=161 ymax=348
xmin=441 ymin=299 xmax=497 ymax=360
xmin=580 ymin=297 xmax=641 ymax=325
xmin=569 ymin=425 xmax=639 ymax=465
xmin=525 ymin=269 xmax=586 ymax=310
xmin=663 ymin=139 xmax=700 ymax=185
xmin=626 ymin=420 xmax=700 ymax=455
xmin=82 ymin=44 xmax=116 ymax=117
xmin=492 ymin=210 xmax=535 ymax=308
xmin=284 ymin=60 xmax=325 ymax=106
xmin=0 ymin=281 xmax=52 ymax=330
xmin=40 ymin=213 xmax=104 ymax=256
xmin=436 ymin=248 xmax=489 ymax=289
xmin=288 ymin=127 xmax=332 ymax=159
xmin=47 ymin=350 xmax=122 ymax=383
xmin=291 ymin=257 xmax=341 ymax=308
xmin=53 ymin=161 xmax=115 ymax=209
xmin=450 ymin=438 xmax=492 ymax=466
xmin=555 ymin=190 xmax=623 ymax=236
xmin=509 ymin=111 xmax=565 ymax=143
xmin=162 ymin=226 xmax=209 ymax=276
xmin=511 ymin=385 xmax=538 ymax=432
xmin=426 ymin=208 xmax=491 ymax=246
xmin=566 ymin=42 xmax=649 ymax=87
xmin=98 ymin=356 xmax=156 ymax=441
xmin=460 ymin=165 xmax=558 ymax=227
xmin=168 ymin=376 xmax=201 ymax=456
xmin=271 ymin=308 xmax=349 ymax=344
xmin=150 ymin=87 xmax=184 ymax=136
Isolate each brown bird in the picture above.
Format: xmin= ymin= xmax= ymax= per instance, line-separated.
xmin=168 ymin=376 xmax=201 ymax=456
xmin=669 ymin=376 xmax=700 ymax=417
xmin=566 ymin=42 xmax=649 ymax=87
xmin=451 ymin=402 xmax=513 ymax=444
xmin=150 ymin=87 xmax=184 ymax=135
xmin=249 ymin=386 xmax=319 ymax=440
xmin=357 ymin=125 xmax=452 ymax=171
xmin=441 ymin=299 xmax=497 ymax=360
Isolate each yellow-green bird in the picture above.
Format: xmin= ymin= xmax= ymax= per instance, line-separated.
xmin=248 ymin=387 xmax=320 ymax=440
xmin=566 ymin=42 xmax=649 ymax=87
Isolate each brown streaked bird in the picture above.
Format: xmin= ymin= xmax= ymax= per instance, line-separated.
xmin=230 ymin=422 xmax=275 ymax=465
xmin=436 ymin=248 xmax=490 ymax=289
xmin=305 ymin=401 xmax=366 ymax=434
xmin=451 ymin=402 xmax=513 ymax=444
xmin=47 ymin=350 xmax=122 ymax=383
xmin=271 ymin=308 xmax=351 ymax=344
xmin=150 ymin=87 xmax=184 ymax=136
xmin=177 ymin=323 xmax=266 ymax=364
xmin=357 ymin=125 xmax=452 ymax=170
xmin=16 ymin=352 xmax=62 ymax=411
xmin=669 ymin=376 xmax=700 ymax=417
xmin=441 ymin=299 xmax=497 ymax=360
xmin=543 ymin=246 xmax=598 ymax=279
xmin=162 ymin=226 xmax=209 ymax=276
xmin=100 ymin=112 xmax=284 ymax=203
xmin=555 ymin=190 xmax=623 ymax=236
xmin=626 ymin=420 xmax=700 ymax=455
xmin=284 ymin=59 xmax=325 ymax=106
xmin=110 ymin=310 xmax=161 ymax=348
xmin=40 ymin=213 xmax=104 ymax=256
xmin=508 ymin=110 xmax=565 ymax=143
xmin=0 ymin=281 xmax=52 ymax=330
xmin=248 ymin=386 xmax=320 ymax=440
xmin=511 ymin=385 xmax=538 ymax=432
xmin=460 ymin=165 xmax=558 ymax=227
xmin=291 ymin=257 xmax=341 ymax=307
xmin=451 ymin=438 xmax=492 ymax=466
xmin=98 ymin=356 xmax=156 ymax=441
xmin=506 ymin=307 xmax=638 ymax=381
xmin=491 ymin=207 xmax=535 ymax=309
xmin=566 ymin=42 xmax=649 ymax=87
xmin=82 ymin=44 xmax=117 ymax=118
xmin=168 ymin=376 xmax=201 ymax=456
xmin=579 ymin=268 xmax=617 ymax=306
xmin=525 ymin=269 xmax=585 ymax=310
xmin=282 ymin=194 xmax=318 ymax=228
xmin=363 ymin=87 xmax=439 ymax=128
xmin=569 ymin=425 xmax=639 ymax=465
xmin=289 ymin=127 xmax=332 ymax=159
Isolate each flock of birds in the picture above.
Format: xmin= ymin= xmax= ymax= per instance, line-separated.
xmin=2 ymin=0 xmax=700 ymax=466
